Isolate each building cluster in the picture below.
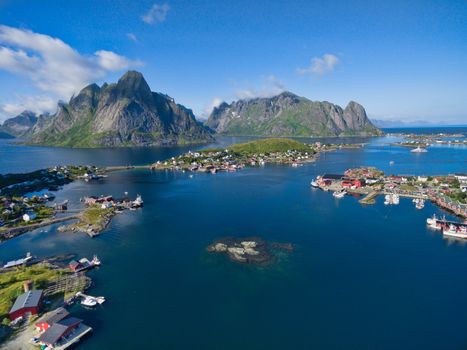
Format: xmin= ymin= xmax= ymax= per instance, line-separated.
xmin=0 ymin=193 xmax=57 ymax=230
xmin=82 ymin=194 xmax=143 ymax=210
xmin=152 ymin=148 xmax=316 ymax=174
xmin=316 ymin=167 xmax=467 ymax=218
xmin=7 ymin=282 xmax=92 ymax=349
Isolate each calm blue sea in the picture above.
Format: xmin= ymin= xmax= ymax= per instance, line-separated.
xmin=0 ymin=127 xmax=466 ymax=349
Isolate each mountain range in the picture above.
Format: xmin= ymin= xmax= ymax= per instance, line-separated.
xmin=0 ymin=71 xmax=213 ymax=147
xmin=206 ymin=92 xmax=382 ymax=137
xmin=1 ymin=71 xmax=382 ymax=146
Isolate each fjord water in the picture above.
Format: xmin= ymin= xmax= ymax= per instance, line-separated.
xmin=1 ymin=128 xmax=467 ymax=349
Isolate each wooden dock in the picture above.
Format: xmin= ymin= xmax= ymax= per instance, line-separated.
xmin=359 ymin=191 xmax=379 ymax=204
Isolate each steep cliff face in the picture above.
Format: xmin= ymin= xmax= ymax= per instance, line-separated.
xmin=28 ymin=71 xmax=213 ymax=147
xmin=0 ymin=110 xmax=38 ymax=137
xmin=206 ymin=92 xmax=382 ymax=137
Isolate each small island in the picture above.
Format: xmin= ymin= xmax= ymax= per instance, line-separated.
xmin=151 ymin=138 xmax=363 ymax=173
xmin=207 ymin=237 xmax=293 ymax=265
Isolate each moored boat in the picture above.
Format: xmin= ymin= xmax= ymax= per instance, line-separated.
xmin=443 ymin=224 xmax=467 ymax=239
xmin=411 ymin=146 xmax=428 ymax=153
xmin=333 ymin=190 xmax=346 ymax=198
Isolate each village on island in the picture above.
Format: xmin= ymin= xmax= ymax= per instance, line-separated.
xmin=0 ymin=137 xmax=466 ymax=349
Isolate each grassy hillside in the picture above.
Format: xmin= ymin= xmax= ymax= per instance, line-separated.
xmin=228 ymin=138 xmax=311 ymax=154
xmin=0 ymin=265 xmax=63 ymax=318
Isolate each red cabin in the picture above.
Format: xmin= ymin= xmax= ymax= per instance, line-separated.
xmin=36 ymin=307 xmax=69 ymax=332
xmin=9 ymin=290 xmax=43 ymax=321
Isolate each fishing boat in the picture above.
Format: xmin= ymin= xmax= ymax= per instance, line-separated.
xmin=333 ymin=190 xmax=346 ymax=198
xmin=426 ymin=214 xmax=439 ymax=228
xmin=411 ymin=146 xmax=428 ymax=153
xmin=443 ymin=224 xmax=467 ymax=239
xmin=413 ymin=198 xmax=425 ymax=209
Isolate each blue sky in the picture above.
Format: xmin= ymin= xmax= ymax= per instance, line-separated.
xmin=0 ymin=0 xmax=466 ymax=124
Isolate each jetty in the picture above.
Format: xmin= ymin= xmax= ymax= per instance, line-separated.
xmin=0 ymin=214 xmax=80 ymax=242
xmin=359 ymin=191 xmax=378 ymax=204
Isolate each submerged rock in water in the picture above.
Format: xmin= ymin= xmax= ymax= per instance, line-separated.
xmin=207 ymin=237 xmax=293 ymax=265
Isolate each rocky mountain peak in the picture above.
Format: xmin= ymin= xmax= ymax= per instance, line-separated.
xmin=114 ymin=70 xmax=152 ymax=101
xmin=206 ymin=92 xmax=382 ymax=137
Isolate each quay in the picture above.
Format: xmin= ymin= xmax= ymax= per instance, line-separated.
xmin=0 ymin=215 xmax=80 ymax=242
xmin=313 ymin=168 xmax=467 ymax=219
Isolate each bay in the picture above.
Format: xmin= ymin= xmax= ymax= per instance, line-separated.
xmin=1 ymin=128 xmax=466 ymax=349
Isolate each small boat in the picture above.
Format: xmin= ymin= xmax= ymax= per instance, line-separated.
xmin=413 ymin=198 xmax=425 ymax=209
xmin=333 ymin=190 xmax=346 ymax=198
xmin=426 ymin=214 xmax=439 ymax=228
xmin=411 ymin=146 xmax=428 ymax=153
xmin=384 ymin=193 xmax=400 ymax=205
xmin=132 ymin=194 xmax=144 ymax=208
xmin=43 ymin=192 xmax=56 ymax=200
xmin=91 ymin=255 xmax=101 ymax=266
xmin=389 ymin=161 xmax=395 ymax=166
xmin=81 ymin=297 xmax=97 ymax=307
xmin=76 ymin=292 xmax=106 ymax=307
xmin=310 ymin=179 xmax=319 ymax=188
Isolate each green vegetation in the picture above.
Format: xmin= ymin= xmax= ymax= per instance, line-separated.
xmin=447 ymin=191 xmax=467 ymax=204
xmin=81 ymin=206 xmax=114 ymax=226
xmin=0 ymin=265 xmax=63 ymax=318
xmin=400 ymin=184 xmax=417 ymax=191
xmin=228 ymin=138 xmax=311 ymax=154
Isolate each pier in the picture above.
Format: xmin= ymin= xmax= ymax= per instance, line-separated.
xmin=0 ymin=214 xmax=80 ymax=242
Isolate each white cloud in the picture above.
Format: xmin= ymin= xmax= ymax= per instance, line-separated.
xmin=235 ymin=75 xmax=286 ymax=100
xmin=142 ymin=3 xmax=170 ymax=25
xmin=0 ymin=95 xmax=56 ymax=122
xmin=94 ymin=50 xmax=137 ymax=71
xmin=0 ymin=25 xmax=142 ymax=118
xmin=200 ymin=97 xmax=223 ymax=118
xmin=126 ymin=33 xmax=138 ymax=42
xmin=297 ymin=53 xmax=339 ymax=75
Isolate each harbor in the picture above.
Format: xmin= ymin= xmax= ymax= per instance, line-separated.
xmin=312 ymin=167 xmax=467 ymax=220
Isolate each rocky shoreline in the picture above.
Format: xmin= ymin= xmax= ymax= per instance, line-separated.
xmin=207 ymin=237 xmax=293 ymax=265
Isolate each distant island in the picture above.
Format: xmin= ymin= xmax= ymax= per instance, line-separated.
xmin=206 ymin=91 xmax=382 ymax=137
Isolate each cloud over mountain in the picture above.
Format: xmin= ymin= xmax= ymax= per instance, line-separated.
xmin=0 ymin=25 xmax=142 ymax=120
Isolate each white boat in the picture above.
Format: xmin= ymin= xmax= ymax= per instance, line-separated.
xmin=392 ymin=194 xmax=400 ymax=205
xmin=310 ymin=179 xmax=319 ymax=188
xmin=384 ymin=193 xmax=400 ymax=205
xmin=91 ymin=255 xmax=101 ymax=266
xmin=411 ymin=146 xmax=428 ymax=153
xmin=333 ymin=190 xmax=346 ymax=198
xmin=76 ymin=292 xmax=106 ymax=307
xmin=81 ymin=297 xmax=97 ymax=307
xmin=43 ymin=192 xmax=56 ymax=200
xmin=413 ymin=198 xmax=425 ymax=209
xmin=443 ymin=224 xmax=467 ymax=239
xmin=426 ymin=214 xmax=438 ymax=226
xmin=132 ymin=194 xmax=144 ymax=207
